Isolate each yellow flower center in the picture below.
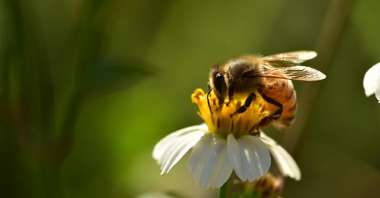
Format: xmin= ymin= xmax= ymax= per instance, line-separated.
xmin=191 ymin=88 xmax=271 ymax=137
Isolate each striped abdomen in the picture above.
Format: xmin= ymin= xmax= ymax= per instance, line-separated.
xmin=259 ymin=79 xmax=297 ymax=130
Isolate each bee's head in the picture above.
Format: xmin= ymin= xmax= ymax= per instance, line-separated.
xmin=209 ymin=64 xmax=228 ymax=104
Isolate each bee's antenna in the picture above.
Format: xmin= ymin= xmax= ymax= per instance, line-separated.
xmin=207 ymin=88 xmax=213 ymax=114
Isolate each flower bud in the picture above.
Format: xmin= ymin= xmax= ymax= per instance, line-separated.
xmin=252 ymin=173 xmax=284 ymax=198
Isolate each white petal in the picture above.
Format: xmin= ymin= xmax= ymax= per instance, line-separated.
xmin=188 ymin=134 xmax=215 ymax=183
xmin=153 ymin=123 xmax=207 ymax=161
xmin=226 ymin=134 xmax=243 ymax=180
xmin=188 ymin=134 xmax=233 ymax=189
xmin=363 ymin=63 xmax=380 ymax=97
xmin=200 ymin=139 xmax=232 ymax=189
xmin=214 ymin=148 xmax=233 ymax=188
xmin=160 ymin=131 xmax=205 ymax=175
xmin=228 ymin=135 xmax=271 ymax=182
xmin=376 ymin=86 xmax=380 ymax=103
xmin=237 ymin=139 xmax=252 ymax=181
xmin=241 ymin=136 xmax=271 ymax=178
xmin=152 ymin=124 xmax=207 ymax=175
xmin=260 ymin=132 xmax=301 ymax=180
xmin=240 ymin=136 xmax=271 ymax=182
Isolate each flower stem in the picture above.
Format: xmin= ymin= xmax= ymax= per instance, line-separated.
xmin=219 ymin=178 xmax=230 ymax=198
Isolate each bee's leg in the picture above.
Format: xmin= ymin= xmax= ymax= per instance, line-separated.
xmin=251 ymin=130 xmax=261 ymax=137
xmin=258 ymin=116 xmax=271 ymax=127
xmin=226 ymin=83 xmax=235 ymax=106
xmin=260 ymin=93 xmax=283 ymax=120
xmin=230 ymin=92 xmax=256 ymax=117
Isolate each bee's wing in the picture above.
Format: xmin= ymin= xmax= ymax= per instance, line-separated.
xmin=251 ymin=66 xmax=326 ymax=81
xmin=262 ymin=51 xmax=317 ymax=67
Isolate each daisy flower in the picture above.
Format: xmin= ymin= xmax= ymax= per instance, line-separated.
xmin=153 ymin=89 xmax=301 ymax=189
xmin=363 ymin=62 xmax=380 ymax=102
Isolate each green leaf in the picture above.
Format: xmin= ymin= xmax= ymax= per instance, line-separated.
xmin=77 ymin=57 xmax=154 ymax=97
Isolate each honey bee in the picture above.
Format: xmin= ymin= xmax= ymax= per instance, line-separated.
xmin=208 ymin=51 xmax=326 ymax=130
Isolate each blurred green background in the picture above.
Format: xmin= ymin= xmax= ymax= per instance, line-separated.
xmin=1 ymin=0 xmax=379 ymax=197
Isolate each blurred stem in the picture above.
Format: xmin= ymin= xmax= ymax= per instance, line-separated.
xmin=22 ymin=2 xmax=56 ymax=145
xmin=50 ymin=0 xmax=118 ymax=164
xmin=49 ymin=0 xmax=125 ymax=171
xmin=1 ymin=3 xmax=13 ymax=102
xmin=4 ymin=0 xmax=56 ymax=146
xmin=35 ymin=52 xmax=56 ymax=146
xmin=219 ymin=172 xmax=242 ymax=198
xmin=280 ymin=0 xmax=355 ymax=155
xmin=52 ymin=0 xmax=125 ymax=162
xmin=53 ymin=92 xmax=83 ymax=165
xmin=0 ymin=46 xmax=11 ymax=131
xmin=219 ymin=178 xmax=230 ymax=198
xmin=41 ymin=164 xmax=64 ymax=198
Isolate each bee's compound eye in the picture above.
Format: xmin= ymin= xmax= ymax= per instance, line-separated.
xmin=214 ymin=73 xmax=226 ymax=92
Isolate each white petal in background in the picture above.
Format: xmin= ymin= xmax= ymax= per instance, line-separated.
xmin=260 ymin=132 xmax=301 ymax=180
xmin=227 ymin=134 xmax=271 ymax=182
xmin=188 ymin=133 xmax=233 ymax=189
xmin=376 ymin=85 xmax=380 ymax=103
xmin=363 ymin=63 xmax=380 ymax=101
xmin=153 ymin=124 xmax=207 ymax=175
